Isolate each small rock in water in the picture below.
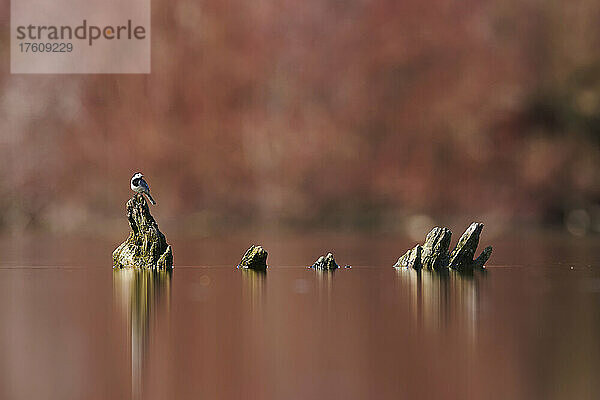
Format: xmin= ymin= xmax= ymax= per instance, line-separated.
xmin=310 ymin=252 xmax=339 ymax=271
xmin=238 ymin=245 xmax=268 ymax=271
xmin=394 ymin=222 xmax=492 ymax=272
xmin=113 ymin=193 xmax=173 ymax=270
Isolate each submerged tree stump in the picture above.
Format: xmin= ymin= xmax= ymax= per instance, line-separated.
xmin=394 ymin=222 xmax=492 ymax=272
xmin=310 ymin=252 xmax=339 ymax=270
xmin=395 ymin=245 xmax=422 ymax=270
xmin=448 ymin=223 xmax=492 ymax=271
xmin=113 ymin=194 xmax=173 ymax=270
xmin=421 ymin=227 xmax=452 ymax=270
xmin=238 ymin=245 xmax=268 ymax=271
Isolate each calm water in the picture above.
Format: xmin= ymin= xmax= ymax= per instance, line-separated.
xmin=0 ymin=233 xmax=598 ymax=399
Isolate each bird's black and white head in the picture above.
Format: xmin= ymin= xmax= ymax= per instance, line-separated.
xmin=131 ymin=172 xmax=144 ymax=187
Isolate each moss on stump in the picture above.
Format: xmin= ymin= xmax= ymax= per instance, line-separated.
xmin=113 ymin=194 xmax=173 ymax=270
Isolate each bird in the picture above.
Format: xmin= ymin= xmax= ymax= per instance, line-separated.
xmin=130 ymin=172 xmax=156 ymax=205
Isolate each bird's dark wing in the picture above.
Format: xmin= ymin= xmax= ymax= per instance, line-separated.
xmin=140 ymin=178 xmax=150 ymax=191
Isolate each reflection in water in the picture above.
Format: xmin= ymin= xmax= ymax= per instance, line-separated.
xmin=241 ymin=269 xmax=266 ymax=312
xmin=396 ymin=268 xmax=483 ymax=343
xmin=113 ymin=269 xmax=172 ymax=400
xmin=315 ymin=270 xmax=334 ymax=309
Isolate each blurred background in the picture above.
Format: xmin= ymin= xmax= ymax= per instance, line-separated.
xmin=0 ymin=0 xmax=599 ymax=239
xmin=0 ymin=5 xmax=599 ymax=398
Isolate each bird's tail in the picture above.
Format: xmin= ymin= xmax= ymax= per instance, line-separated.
xmin=146 ymin=193 xmax=156 ymax=205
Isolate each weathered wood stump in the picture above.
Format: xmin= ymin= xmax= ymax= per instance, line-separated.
xmin=238 ymin=245 xmax=268 ymax=271
xmin=394 ymin=222 xmax=492 ymax=271
xmin=310 ymin=252 xmax=339 ymax=270
xmin=113 ymin=194 xmax=173 ymax=270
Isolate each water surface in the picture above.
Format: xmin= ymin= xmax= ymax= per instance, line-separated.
xmin=0 ymin=234 xmax=598 ymax=399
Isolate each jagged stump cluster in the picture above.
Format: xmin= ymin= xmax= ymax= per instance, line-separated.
xmin=113 ymin=194 xmax=173 ymax=270
xmin=394 ymin=222 xmax=492 ymax=272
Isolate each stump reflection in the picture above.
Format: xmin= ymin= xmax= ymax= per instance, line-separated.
xmin=395 ymin=267 xmax=484 ymax=342
xmin=113 ymin=269 xmax=172 ymax=400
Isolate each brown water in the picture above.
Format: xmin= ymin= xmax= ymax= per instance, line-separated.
xmin=0 ymin=233 xmax=598 ymax=399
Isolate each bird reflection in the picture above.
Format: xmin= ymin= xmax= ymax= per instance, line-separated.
xmin=395 ymin=268 xmax=484 ymax=342
xmin=113 ymin=269 xmax=172 ymax=400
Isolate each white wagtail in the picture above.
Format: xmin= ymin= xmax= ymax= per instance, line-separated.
xmin=131 ymin=172 xmax=156 ymax=205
